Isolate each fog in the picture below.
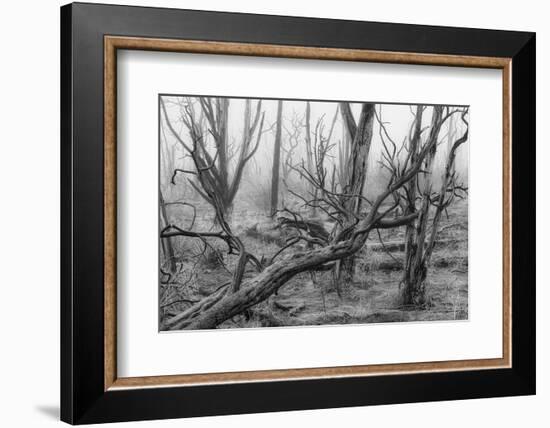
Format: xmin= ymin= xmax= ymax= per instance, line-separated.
xmin=160 ymin=96 xmax=468 ymax=206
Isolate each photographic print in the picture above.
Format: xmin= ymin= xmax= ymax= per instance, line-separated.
xmin=158 ymin=95 xmax=469 ymax=331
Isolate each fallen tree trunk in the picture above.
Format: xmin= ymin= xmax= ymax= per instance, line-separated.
xmin=164 ymin=282 xmax=230 ymax=329
xmin=367 ymin=238 xmax=466 ymax=253
xmin=367 ymin=255 xmax=467 ymax=272
xmin=166 ymin=209 xmax=423 ymax=329
xmin=244 ymin=224 xmax=286 ymax=246
xmin=184 ymin=241 xmax=352 ymax=330
xmin=278 ymin=218 xmax=330 ymax=242
xmin=377 ymin=260 xmax=403 ymax=271
xmin=167 ymin=215 xmax=416 ymax=329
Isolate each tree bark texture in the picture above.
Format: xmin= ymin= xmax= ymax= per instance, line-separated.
xmin=400 ymin=106 xmax=463 ymax=306
xmin=336 ymin=102 xmax=375 ymax=283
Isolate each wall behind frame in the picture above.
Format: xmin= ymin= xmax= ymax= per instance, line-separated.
xmin=0 ymin=1 xmax=545 ymax=428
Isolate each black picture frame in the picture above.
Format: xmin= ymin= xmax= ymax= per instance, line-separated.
xmin=61 ymin=2 xmax=535 ymax=424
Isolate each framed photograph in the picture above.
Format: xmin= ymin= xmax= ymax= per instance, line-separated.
xmin=60 ymin=2 xmax=535 ymax=424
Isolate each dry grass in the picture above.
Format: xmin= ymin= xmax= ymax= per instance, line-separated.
xmin=160 ymin=199 xmax=468 ymax=329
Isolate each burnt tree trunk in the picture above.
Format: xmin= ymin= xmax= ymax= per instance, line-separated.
xmin=401 ymin=112 xmax=469 ymax=306
xmin=400 ymin=106 xmax=445 ymax=306
xmin=270 ymin=100 xmax=283 ymax=216
xmin=336 ymin=102 xmax=375 ymax=283
xmin=399 ymin=105 xmax=424 ymax=304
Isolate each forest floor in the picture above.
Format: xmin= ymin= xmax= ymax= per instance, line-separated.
xmin=160 ymin=199 xmax=468 ymax=330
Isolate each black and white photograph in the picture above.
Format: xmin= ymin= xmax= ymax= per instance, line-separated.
xmin=158 ymin=95 xmax=469 ymax=331
xmin=0 ymin=0 xmax=542 ymax=426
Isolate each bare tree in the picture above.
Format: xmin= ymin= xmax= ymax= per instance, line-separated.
xmin=334 ymin=102 xmax=376 ymax=283
xmin=399 ymin=107 xmax=469 ymax=305
xmin=159 ymin=132 xmax=264 ymax=296
xmin=270 ymin=100 xmax=284 ymax=216
xmin=337 ymin=112 xmax=351 ymax=192
xmin=374 ymin=104 xmax=468 ymax=306
xmin=160 ymin=97 xmax=265 ymax=218
xmin=280 ymin=111 xmax=301 ymax=207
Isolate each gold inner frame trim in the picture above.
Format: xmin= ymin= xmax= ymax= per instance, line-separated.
xmin=104 ymin=35 xmax=512 ymax=391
